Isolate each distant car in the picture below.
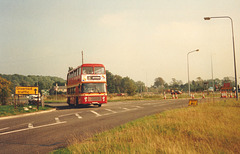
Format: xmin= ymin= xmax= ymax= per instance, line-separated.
xmin=117 ymin=93 xmax=125 ymax=96
xmin=208 ymin=87 xmax=214 ymax=92
xmin=28 ymin=95 xmax=41 ymax=104
xmin=171 ymin=90 xmax=182 ymax=94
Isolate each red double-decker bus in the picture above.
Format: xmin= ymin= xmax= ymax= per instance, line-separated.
xmin=67 ymin=63 xmax=107 ymax=107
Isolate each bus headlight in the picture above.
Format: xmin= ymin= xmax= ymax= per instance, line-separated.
xmin=84 ymin=97 xmax=88 ymax=102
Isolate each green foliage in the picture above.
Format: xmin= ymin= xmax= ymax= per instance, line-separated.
xmin=154 ymin=77 xmax=165 ymax=88
xmin=0 ymin=77 xmax=12 ymax=105
xmin=121 ymin=77 xmax=137 ymax=96
xmin=0 ymin=74 xmax=66 ymax=94
xmin=106 ymin=71 xmax=137 ymax=95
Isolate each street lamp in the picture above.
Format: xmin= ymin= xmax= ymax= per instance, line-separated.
xmin=187 ymin=49 xmax=199 ymax=96
xmin=204 ymin=16 xmax=238 ymax=100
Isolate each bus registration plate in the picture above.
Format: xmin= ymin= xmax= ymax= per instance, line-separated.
xmin=88 ymin=97 xmax=101 ymax=101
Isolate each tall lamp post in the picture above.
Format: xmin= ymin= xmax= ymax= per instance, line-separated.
xmin=204 ymin=16 xmax=238 ymax=100
xmin=187 ymin=49 xmax=199 ymax=96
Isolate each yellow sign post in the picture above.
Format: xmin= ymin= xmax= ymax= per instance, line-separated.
xmin=15 ymin=86 xmax=39 ymax=95
xmin=15 ymin=86 xmax=39 ymax=109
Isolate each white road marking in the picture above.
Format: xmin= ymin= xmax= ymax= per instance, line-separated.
xmin=122 ymin=108 xmax=129 ymax=110
xmin=0 ymin=127 xmax=9 ymax=131
xmin=105 ymin=109 xmax=117 ymax=113
xmin=75 ymin=113 xmax=82 ymax=119
xmin=135 ymin=106 xmax=143 ymax=108
xmin=28 ymin=123 xmax=34 ymax=129
xmin=55 ymin=117 xmax=61 ymax=123
xmin=59 ymin=112 xmax=78 ymax=117
xmin=90 ymin=110 xmax=101 ymax=117
xmin=0 ymin=121 xmax=66 ymax=136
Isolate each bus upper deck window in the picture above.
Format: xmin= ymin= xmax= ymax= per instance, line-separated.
xmin=94 ymin=67 xmax=105 ymax=74
xmin=82 ymin=67 xmax=93 ymax=74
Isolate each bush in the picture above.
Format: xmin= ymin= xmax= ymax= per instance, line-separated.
xmin=0 ymin=77 xmax=12 ymax=105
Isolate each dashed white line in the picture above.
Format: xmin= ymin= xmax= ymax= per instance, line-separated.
xmin=55 ymin=117 xmax=61 ymax=123
xmin=58 ymin=112 xmax=81 ymax=118
xmin=122 ymin=108 xmax=129 ymax=110
xmin=0 ymin=127 xmax=9 ymax=131
xmin=28 ymin=123 xmax=34 ymax=129
xmin=105 ymin=109 xmax=117 ymax=113
xmin=90 ymin=110 xmax=101 ymax=117
xmin=0 ymin=121 xmax=66 ymax=136
xmin=75 ymin=113 xmax=82 ymax=119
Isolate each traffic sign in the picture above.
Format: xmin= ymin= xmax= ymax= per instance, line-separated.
xmin=15 ymin=86 xmax=39 ymax=95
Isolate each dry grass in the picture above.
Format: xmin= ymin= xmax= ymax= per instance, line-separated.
xmin=52 ymin=99 xmax=240 ymax=154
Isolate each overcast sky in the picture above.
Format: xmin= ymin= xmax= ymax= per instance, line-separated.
xmin=0 ymin=0 xmax=240 ymax=86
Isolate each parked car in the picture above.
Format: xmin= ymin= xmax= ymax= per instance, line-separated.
xmin=28 ymin=95 xmax=41 ymax=104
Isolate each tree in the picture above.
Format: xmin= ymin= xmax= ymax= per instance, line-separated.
xmin=68 ymin=67 xmax=73 ymax=72
xmin=106 ymin=70 xmax=115 ymax=93
xmin=113 ymin=75 xmax=122 ymax=93
xmin=196 ymin=77 xmax=204 ymax=91
xmin=121 ymin=77 xmax=137 ymax=96
xmin=154 ymin=77 xmax=165 ymax=88
xmin=0 ymin=77 xmax=12 ymax=105
xmin=136 ymin=81 xmax=145 ymax=93
xmin=170 ymin=78 xmax=183 ymax=89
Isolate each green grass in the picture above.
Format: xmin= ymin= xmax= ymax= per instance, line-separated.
xmin=52 ymin=99 xmax=240 ymax=153
xmin=0 ymin=105 xmax=51 ymax=117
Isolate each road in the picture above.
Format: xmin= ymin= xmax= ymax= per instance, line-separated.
xmin=0 ymin=99 xmax=190 ymax=154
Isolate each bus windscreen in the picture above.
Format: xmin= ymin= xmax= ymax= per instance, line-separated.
xmin=81 ymin=83 xmax=106 ymax=93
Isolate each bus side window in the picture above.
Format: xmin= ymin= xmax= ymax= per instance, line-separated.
xmin=78 ymin=68 xmax=81 ymax=75
xmin=79 ymin=84 xmax=81 ymax=93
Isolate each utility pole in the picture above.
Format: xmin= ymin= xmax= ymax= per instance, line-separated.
xmin=82 ymin=51 xmax=84 ymax=65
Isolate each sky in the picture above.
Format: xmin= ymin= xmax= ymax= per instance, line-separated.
xmin=0 ymin=0 xmax=240 ymax=86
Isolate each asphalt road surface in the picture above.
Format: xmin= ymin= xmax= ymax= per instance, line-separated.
xmin=0 ymin=99 xmax=190 ymax=154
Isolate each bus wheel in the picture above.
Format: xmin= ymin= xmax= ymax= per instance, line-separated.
xmin=74 ymin=97 xmax=79 ymax=108
xmin=69 ymin=104 xmax=74 ymax=108
xmin=98 ymin=104 xmax=102 ymax=107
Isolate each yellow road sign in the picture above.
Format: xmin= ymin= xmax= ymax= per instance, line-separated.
xmin=188 ymin=99 xmax=198 ymax=106
xmin=15 ymin=87 xmax=39 ymax=95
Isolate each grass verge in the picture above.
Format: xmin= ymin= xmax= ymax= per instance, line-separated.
xmin=52 ymin=99 xmax=240 ymax=153
xmin=0 ymin=105 xmax=51 ymax=117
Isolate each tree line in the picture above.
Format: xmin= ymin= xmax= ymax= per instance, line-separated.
xmin=0 ymin=74 xmax=66 ymax=94
xmin=0 ymin=72 xmax=236 ymax=105
xmin=106 ymin=71 xmax=145 ymax=96
xmin=153 ymin=76 xmax=236 ymax=93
